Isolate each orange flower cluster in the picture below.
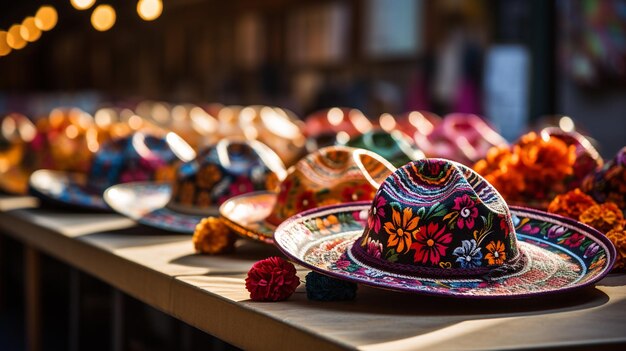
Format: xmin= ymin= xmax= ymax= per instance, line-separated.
xmin=606 ymin=228 xmax=626 ymax=272
xmin=548 ymin=188 xmax=626 ymax=271
xmin=192 ymin=216 xmax=236 ymax=254
xmin=474 ymin=132 xmax=576 ymax=207
xmin=547 ymin=189 xmax=598 ymax=219
xmin=580 ymin=203 xmax=624 ymax=234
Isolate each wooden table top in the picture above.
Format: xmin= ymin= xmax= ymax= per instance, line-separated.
xmin=1 ymin=195 xmax=625 ymax=351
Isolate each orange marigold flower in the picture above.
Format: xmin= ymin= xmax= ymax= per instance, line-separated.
xmin=515 ymin=132 xmax=576 ymax=184
xmin=606 ymin=228 xmax=626 ymax=272
xmin=579 ymin=202 xmax=625 ymax=234
xmin=485 ymin=240 xmax=507 ymax=265
xmin=473 ymin=146 xmax=512 ymax=175
xmin=547 ymin=188 xmax=598 ymax=220
xmin=315 ymin=215 xmax=341 ymax=235
xmin=192 ymin=217 xmax=235 ymax=254
xmin=384 ymin=207 xmax=419 ymax=254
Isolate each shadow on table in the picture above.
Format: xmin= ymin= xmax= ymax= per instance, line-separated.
xmin=169 ymin=240 xmax=285 ymax=272
xmin=76 ymin=225 xmax=191 ymax=249
xmin=597 ymin=273 xmax=626 ymax=287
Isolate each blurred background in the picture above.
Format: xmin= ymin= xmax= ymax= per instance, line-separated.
xmin=1 ymin=0 xmax=624 ymax=156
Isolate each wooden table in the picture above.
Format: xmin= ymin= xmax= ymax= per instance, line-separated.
xmin=1 ymin=195 xmax=625 ymax=350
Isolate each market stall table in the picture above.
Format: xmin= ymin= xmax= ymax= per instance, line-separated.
xmin=0 ymin=196 xmax=625 ymax=350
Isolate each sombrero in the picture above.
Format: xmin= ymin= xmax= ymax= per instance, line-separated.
xmin=304 ymin=108 xmax=373 ymax=151
xmin=220 ymin=146 xmax=395 ymax=244
xmin=0 ymin=113 xmax=38 ymax=194
xmin=274 ymin=158 xmax=615 ymax=298
xmin=340 ymin=129 xmax=425 ymax=167
xmin=104 ymin=138 xmax=286 ymax=233
xmin=30 ymin=132 xmax=191 ymax=210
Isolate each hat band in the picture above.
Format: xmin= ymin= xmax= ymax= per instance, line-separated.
xmin=350 ymin=237 xmax=527 ymax=281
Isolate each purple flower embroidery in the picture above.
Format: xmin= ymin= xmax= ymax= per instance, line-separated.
xmin=365 ymin=240 xmax=383 ymax=259
xmin=546 ymin=226 xmax=567 ymax=239
xmin=452 ymin=239 xmax=483 ymax=268
xmin=367 ymin=196 xmax=386 ymax=233
xmin=584 ymin=243 xmax=600 ymax=259
xmin=452 ymin=194 xmax=479 ymax=229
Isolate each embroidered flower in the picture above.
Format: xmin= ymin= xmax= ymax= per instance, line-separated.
xmin=485 ymin=241 xmax=507 ymax=265
xmin=196 ymin=164 xmax=222 ymax=189
xmin=228 ymin=176 xmax=255 ymax=197
xmin=315 ymin=215 xmax=341 ymax=235
xmin=562 ymin=232 xmax=585 ymax=248
xmin=245 ymin=257 xmax=300 ymax=302
xmin=341 ymin=183 xmax=375 ymax=202
xmin=452 ymin=194 xmax=479 ymax=229
xmin=410 ymin=222 xmax=453 ymax=265
xmin=367 ymin=196 xmax=386 ymax=233
xmin=295 ymin=190 xmax=317 ymax=212
xmin=583 ymin=243 xmax=600 ymax=259
xmin=452 ymin=239 xmax=483 ymax=268
xmin=384 ymin=207 xmax=420 ymax=254
xmin=546 ymin=225 xmax=567 ymax=239
xmin=365 ymin=240 xmax=383 ymax=259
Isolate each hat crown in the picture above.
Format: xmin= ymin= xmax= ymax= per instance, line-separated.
xmin=266 ymin=146 xmax=394 ymax=225
xmin=169 ymin=138 xmax=285 ymax=212
xmin=87 ymin=133 xmax=177 ymax=193
xmin=355 ymin=158 xmax=520 ymax=277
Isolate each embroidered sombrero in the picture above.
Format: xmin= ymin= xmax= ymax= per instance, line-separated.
xmin=237 ymin=105 xmax=307 ymax=167
xmin=274 ymin=158 xmax=615 ymax=298
xmin=0 ymin=113 xmax=39 ymax=194
xmin=219 ymin=146 xmax=395 ymax=244
xmin=30 ymin=132 xmax=191 ymax=210
xmin=341 ymin=129 xmax=425 ymax=167
xmin=105 ymin=138 xmax=286 ymax=233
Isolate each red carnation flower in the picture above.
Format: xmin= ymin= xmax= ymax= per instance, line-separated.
xmin=245 ymin=257 xmax=300 ymax=302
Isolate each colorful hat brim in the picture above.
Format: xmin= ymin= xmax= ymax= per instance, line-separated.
xmin=275 ymin=202 xmax=615 ymax=298
xmin=29 ymin=170 xmax=109 ymax=210
xmin=103 ymin=182 xmax=209 ymax=233
xmin=219 ymin=191 xmax=277 ymax=244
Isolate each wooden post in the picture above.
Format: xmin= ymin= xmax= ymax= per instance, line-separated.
xmin=24 ymin=245 xmax=41 ymax=351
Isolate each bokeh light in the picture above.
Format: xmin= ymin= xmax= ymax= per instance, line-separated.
xmin=71 ymin=0 xmax=96 ymax=11
xmin=91 ymin=5 xmax=116 ymax=32
xmin=20 ymin=17 xmax=42 ymax=42
xmin=0 ymin=31 xmax=12 ymax=56
xmin=7 ymin=25 xmax=27 ymax=50
xmin=137 ymin=0 xmax=163 ymax=21
xmin=35 ymin=5 xmax=58 ymax=31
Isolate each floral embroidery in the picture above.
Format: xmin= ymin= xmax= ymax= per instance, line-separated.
xmin=366 ymin=240 xmax=383 ymax=259
xmin=562 ymin=233 xmax=585 ymax=248
xmin=452 ymin=194 xmax=479 ymax=229
xmin=410 ymin=223 xmax=452 ymax=265
xmin=384 ymin=207 xmax=420 ymax=254
xmin=546 ymin=225 xmax=567 ymax=239
xmin=367 ymin=196 xmax=386 ymax=233
xmin=296 ymin=190 xmax=317 ymax=212
xmin=485 ymin=241 xmax=506 ymax=265
xmin=453 ymin=239 xmax=483 ymax=268
xmin=315 ymin=215 xmax=341 ymax=235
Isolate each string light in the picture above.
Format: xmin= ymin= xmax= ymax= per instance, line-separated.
xmin=70 ymin=0 xmax=96 ymax=10
xmin=20 ymin=17 xmax=42 ymax=42
xmin=137 ymin=0 xmax=163 ymax=21
xmin=0 ymin=31 xmax=12 ymax=56
xmin=6 ymin=24 xmax=27 ymax=50
xmin=35 ymin=5 xmax=58 ymax=31
xmin=91 ymin=5 xmax=116 ymax=32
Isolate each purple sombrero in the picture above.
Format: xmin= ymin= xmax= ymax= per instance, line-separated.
xmin=274 ymin=158 xmax=615 ymax=298
xmin=29 ymin=132 xmax=191 ymax=210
